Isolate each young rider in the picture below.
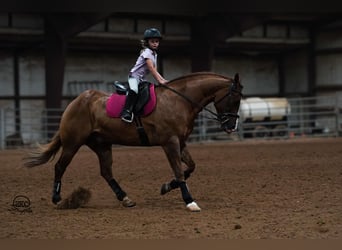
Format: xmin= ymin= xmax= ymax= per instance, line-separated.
xmin=121 ymin=27 xmax=168 ymax=123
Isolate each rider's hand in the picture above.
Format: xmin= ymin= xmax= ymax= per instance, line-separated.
xmin=159 ymin=79 xmax=168 ymax=85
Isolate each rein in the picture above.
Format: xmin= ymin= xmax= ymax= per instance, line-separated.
xmin=157 ymin=81 xmax=240 ymax=124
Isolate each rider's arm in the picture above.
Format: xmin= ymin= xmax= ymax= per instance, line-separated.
xmin=146 ymin=58 xmax=168 ymax=85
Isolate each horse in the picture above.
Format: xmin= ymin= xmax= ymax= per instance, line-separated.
xmin=23 ymin=72 xmax=243 ymax=212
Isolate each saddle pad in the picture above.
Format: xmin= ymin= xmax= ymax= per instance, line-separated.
xmin=106 ymin=84 xmax=157 ymax=118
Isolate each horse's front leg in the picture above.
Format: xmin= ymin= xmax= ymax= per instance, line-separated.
xmin=161 ymin=138 xmax=201 ymax=212
xmin=160 ymin=143 xmax=196 ymax=194
xmin=181 ymin=145 xmax=196 ymax=179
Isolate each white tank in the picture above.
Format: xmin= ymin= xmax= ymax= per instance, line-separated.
xmin=239 ymin=97 xmax=290 ymax=121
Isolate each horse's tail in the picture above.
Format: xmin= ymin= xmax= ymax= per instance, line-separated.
xmin=23 ymin=131 xmax=62 ymax=168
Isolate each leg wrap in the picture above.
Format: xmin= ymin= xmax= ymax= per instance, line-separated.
xmin=52 ymin=181 xmax=62 ymax=204
xmin=179 ymin=181 xmax=194 ymax=204
xmin=53 ymin=181 xmax=61 ymax=194
xmin=108 ymin=179 xmax=127 ymax=201
xmin=170 ymin=179 xmax=180 ymax=189
xmin=160 ymin=179 xmax=180 ymax=195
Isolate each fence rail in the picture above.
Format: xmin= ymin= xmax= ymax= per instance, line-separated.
xmin=1 ymin=95 xmax=341 ymax=149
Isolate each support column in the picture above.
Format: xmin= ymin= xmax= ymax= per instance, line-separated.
xmin=190 ymin=18 xmax=215 ymax=72
xmin=277 ymin=54 xmax=285 ymax=96
xmin=13 ymin=50 xmax=20 ymax=132
xmin=45 ymin=20 xmax=66 ymax=109
xmin=307 ymin=28 xmax=316 ymax=96
xmin=44 ymin=19 xmax=67 ymax=139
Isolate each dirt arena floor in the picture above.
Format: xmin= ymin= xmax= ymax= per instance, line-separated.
xmin=1 ymin=137 xmax=341 ymax=239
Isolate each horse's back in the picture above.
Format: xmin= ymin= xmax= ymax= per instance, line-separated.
xmin=63 ymin=89 xmax=108 ymax=115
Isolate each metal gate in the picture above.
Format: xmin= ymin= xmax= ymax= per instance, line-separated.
xmin=1 ymin=95 xmax=341 ymax=149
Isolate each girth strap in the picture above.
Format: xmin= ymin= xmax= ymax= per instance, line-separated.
xmin=134 ymin=116 xmax=150 ymax=146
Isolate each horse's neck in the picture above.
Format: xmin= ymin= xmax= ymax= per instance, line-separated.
xmin=182 ymin=76 xmax=230 ymax=106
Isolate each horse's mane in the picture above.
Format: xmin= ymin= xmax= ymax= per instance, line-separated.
xmin=168 ymin=72 xmax=232 ymax=85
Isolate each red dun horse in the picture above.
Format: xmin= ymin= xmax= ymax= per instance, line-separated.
xmin=24 ymin=72 xmax=243 ymax=212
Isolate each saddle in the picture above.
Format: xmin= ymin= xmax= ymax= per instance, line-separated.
xmin=106 ymin=81 xmax=157 ymax=118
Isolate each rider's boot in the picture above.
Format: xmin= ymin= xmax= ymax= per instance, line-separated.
xmin=121 ymin=90 xmax=138 ymax=123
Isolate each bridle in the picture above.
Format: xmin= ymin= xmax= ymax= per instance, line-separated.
xmin=158 ymin=79 xmax=243 ymax=126
xmin=213 ymin=81 xmax=243 ymax=126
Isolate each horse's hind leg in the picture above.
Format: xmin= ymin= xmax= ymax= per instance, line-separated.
xmin=86 ymin=136 xmax=136 ymax=207
xmin=53 ymin=147 xmax=80 ymax=204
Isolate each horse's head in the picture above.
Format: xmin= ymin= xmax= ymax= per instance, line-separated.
xmin=214 ymin=73 xmax=243 ymax=133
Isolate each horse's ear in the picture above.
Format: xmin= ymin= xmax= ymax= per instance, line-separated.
xmin=234 ymin=73 xmax=240 ymax=83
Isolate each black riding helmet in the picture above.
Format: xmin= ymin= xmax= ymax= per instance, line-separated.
xmin=143 ymin=28 xmax=162 ymax=40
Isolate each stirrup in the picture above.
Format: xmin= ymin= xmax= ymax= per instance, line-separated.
xmin=121 ymin=112 xmax=134 ymax=123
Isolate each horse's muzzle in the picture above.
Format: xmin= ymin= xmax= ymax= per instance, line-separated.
xmin=221 ymin=118 xmax=239 ymax=134
xmin=223 ymin=128 xmax=236 ymax=133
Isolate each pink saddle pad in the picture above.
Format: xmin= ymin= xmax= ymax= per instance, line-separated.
xmin=106 ymin=84 xmax=157 ymax=118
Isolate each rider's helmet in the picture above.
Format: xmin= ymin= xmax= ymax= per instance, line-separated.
xmin=143 ymin=28 xmax=162 ymax=40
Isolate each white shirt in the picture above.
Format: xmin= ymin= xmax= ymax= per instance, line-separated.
xmin=129 ymin=48 xmax=157 ymax=81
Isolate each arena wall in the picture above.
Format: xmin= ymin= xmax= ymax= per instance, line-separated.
xmin=1 ymin=14 xmax=342 ymax=109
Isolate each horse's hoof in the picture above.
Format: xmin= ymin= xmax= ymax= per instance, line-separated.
xmin=160 ymin=183 xmax=171 ymax=195
xmin=186 ymin=201 xmax=201 ymax=212
xmin=52 ymin=195 xmax=61 ymax=204
xmin=122 ymin=196 xmax=136 ymax=207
